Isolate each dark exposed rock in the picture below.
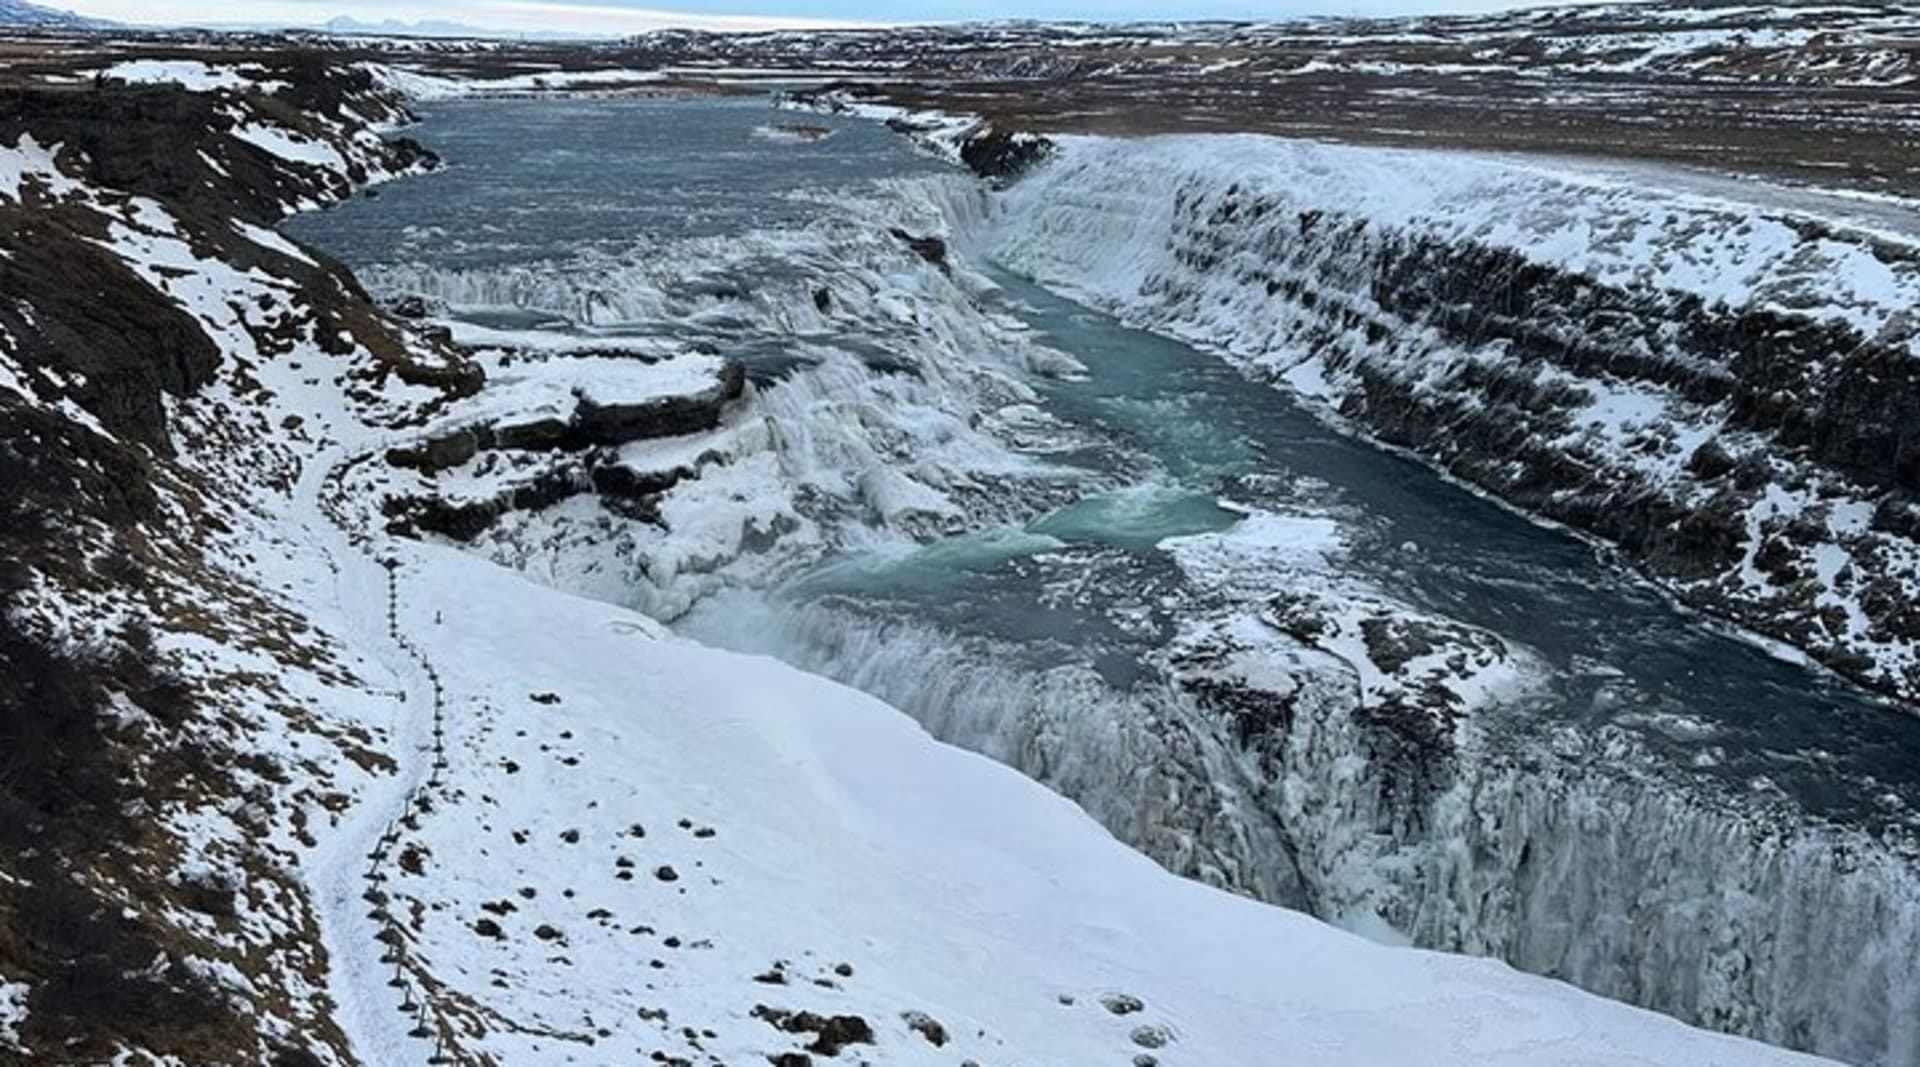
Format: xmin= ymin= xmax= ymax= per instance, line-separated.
xmin=0 ymin=223 xmax=219 ymax=451
xmin=390 ymin=294 xmax=431 ymax=320
xmin=958 ymin=127 xmax=1055 ymax=183
xmin=888 ymin=227 xmax=948 ymax=271
xmin=380 ymin=353 xmax=747 ymax=537
xmin=902 ymin=1011 xmax=948 ymax=1047
xmin=384 ymin=465 xmax=588 ymax=542
xmin=589 ymin=461 xmax=689 ymax=502
xmin=494 ymin=414 xmax=571 ymax=451
xmin=273 ymin=1046 xmax=328 ymax=1067
xmin=751 ymin=1006 xmax=875 ymax=1056
xmin=386 ymin=426 xmax=485 ymax=473
xmin=571 ymin=359 xmax=746 ymax=445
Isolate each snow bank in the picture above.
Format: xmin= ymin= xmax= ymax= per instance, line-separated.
xmin=0 ymin=980 xmax=24 ymax=1054
xmin=375 ymin=538 xmax=1829 ymax=1066
xmin=97 ymin=59 xmax=288 ymax=94
xmin=0 ymin=134 xmax=81 ymax=204
xmin=362 ymin=62 xmax=667 ymax=101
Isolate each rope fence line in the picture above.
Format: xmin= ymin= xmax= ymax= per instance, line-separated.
xmin=365 ymin=558 xmax=465 ymax=1064
xmin=323 ymin=450 xmax=467 ymax=1066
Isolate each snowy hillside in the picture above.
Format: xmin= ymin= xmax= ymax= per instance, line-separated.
xmin=306 ymin=538 xmax=1833 ymax=1067
xmin=0 ymin=0 xmax=103 ymax=29
xmin=0 ymin=48 xmax=1860 ymax=1067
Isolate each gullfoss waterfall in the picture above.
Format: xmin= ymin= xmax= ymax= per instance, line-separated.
xmin=290 ymin=96 xmax=1920 ymax=1067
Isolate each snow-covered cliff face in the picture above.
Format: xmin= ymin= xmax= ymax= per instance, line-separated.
xmin=988 ymin=135 xmax=1920 ymax=707
xmin=1205 ymin=625 xmax=1920 ymax=1065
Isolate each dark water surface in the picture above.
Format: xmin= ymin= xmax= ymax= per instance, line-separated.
xmin=291 ymin=95 xmax=1920 ymax=838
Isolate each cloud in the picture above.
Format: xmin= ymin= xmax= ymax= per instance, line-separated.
xmin=62 ymin=0 xmax=1561 ymax=32
xmin=62 ymin=0 xmax=874 ymax=32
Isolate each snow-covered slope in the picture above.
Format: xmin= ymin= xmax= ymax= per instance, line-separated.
xmin=0 ymin=52 xmax=1861 ymax=1067
xmin=0 ymin=61 xmax=459 ymax=1064
xmin=0 ymin=0 xmax=103 ymax=29
xmin=323 ymin=536 xmax=1831 ymax=1067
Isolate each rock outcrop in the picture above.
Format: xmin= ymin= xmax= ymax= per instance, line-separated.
xmin=380 ymin=350 xmax=747 ymax=541
xmin=0 ymin=54 xmax=473 ymax=1066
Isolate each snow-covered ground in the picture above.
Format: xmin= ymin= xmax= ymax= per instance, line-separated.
xmin=344 ymin=535 xmax=1830 ymax=1067
xmin=5 ymin=55 xmax=1907 ymax=1067
xmin=363 ymin=62 xmax=668 ymax=100
xmin=96 ymin=58 xmax=291 ymax=93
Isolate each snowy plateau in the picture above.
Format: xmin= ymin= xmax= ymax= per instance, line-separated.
xmin=0 ymin=9 xmax=1916 ymax=1067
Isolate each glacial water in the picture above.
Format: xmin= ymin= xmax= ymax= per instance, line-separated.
xmin=293 ymin=95 xmax=1920 ymax=1065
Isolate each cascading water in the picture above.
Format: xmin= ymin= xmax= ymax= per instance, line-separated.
xmin=290 ymin=96 xmax=1920 ymax=1067
xmin=681 ymin=591 xmax=1313 ymax=907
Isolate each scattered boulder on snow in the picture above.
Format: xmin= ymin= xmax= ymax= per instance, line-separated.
xmin=1130 ymin=1024 xmax=1172 ymax=1049
xmin=751 ymin=1005 xmax=876 ymax=1057
xmin=902 ymin=1010 xmax=948 ymax=1047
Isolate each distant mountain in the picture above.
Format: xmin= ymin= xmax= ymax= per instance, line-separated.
xmin=0 ymin=0 xmax=108 ymax=28
xmin=320 ymin=15 xmax=595 ymax=40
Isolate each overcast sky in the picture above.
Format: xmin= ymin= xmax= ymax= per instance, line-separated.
xmin=60 ymin=0 xmax=1539 ymax=33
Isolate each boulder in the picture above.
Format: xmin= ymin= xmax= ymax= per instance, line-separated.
xmin=888 ymin=228 xmax=948 ymax=272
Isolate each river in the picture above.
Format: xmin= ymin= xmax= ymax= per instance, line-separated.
xmin=291 ymin=94 xmax=1920 ymax=1066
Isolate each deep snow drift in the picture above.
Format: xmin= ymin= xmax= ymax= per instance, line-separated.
xmin=335 ymin=539 xmax=1834 ymax=1067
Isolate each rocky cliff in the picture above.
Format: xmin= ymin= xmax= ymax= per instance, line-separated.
xmin=0 ymin=55 xmax=471 ymax=1064
xmin=989 ymin=134 xmax=1920 ymax=709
